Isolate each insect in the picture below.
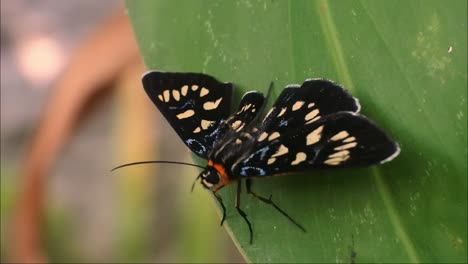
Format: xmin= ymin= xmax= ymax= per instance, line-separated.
xmin=113 ymin=71 xmax=400 ymax=243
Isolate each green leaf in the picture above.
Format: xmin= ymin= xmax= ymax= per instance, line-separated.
xmin=126 ymin=0 xmax=467 ymax=262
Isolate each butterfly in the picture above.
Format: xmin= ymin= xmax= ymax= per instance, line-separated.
xmin=113 ymin=71 xmax=400 ymax=243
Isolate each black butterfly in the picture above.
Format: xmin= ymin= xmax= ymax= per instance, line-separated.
xmin=114 ymin=71 xmax=400 ymax=243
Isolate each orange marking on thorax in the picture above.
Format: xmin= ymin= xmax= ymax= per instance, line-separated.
xmin=208 ymin=160 xmax=231 ymax=186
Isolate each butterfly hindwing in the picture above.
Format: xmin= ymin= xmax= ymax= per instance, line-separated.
xmin=260 ymin=79 xmax=361 ymax=135
xmin=232 ymin=112 xmax=399 ymax=177
xmin=219 ymin=91 xmax=265 ymax=135
xmin=142 ymin=71 xmax=233 ymax=157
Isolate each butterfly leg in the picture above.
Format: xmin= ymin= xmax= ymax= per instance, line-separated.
xmin=235 ymin=180 xmax=253 ymax=244
xmin=213 ymin=192 xmax=226 ymax=226
xmin=245 ymin=179 xmax=306 ymax=232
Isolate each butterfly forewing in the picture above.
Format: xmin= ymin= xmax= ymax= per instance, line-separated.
xmin=214 ymin=92 xmax=264 ymax=142
xmin=211 ymin=91 xmax=265 ymax=162
xmin=232 ymin=112 xmax=399 ymax=177
xmin=260 ymin=79 xmax=361 ymax=135
xmin=142 ymin=71 xmax=233 ymax=157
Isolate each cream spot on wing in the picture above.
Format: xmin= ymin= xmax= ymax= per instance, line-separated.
xmin=172 ymin=90 xmax=180 ymax=101
xmin=334 ymin=142 xmax=357 ymax=150
xmin=306 ymin=125 xmax=324 ymax=145
xmin=268 ymin=132 xmax=280 ymax=141
xmin=252 ymin=108 xmax=256 ymax=112
xmin=243 ymin=133 xmax=252 ymax=139
xmin=236 ymin=123 xmax=245 ymax=132
xmin=324 ymin=158 xmax=343 ymax=165
xmin=264 ymin=107 xmax=275 ymax=120
xmin=307 ymin=116 xmax=321 ymax=124
xmin=181 ymin=85 xmax=188 ymax=96
xmin=200 ymin=87 xmax=209 ymax=97
xmin=163 ymin=90 xmax=170 ymax=102
xmin=193 ymin=127 xmax=201 ymax=133
xmin=258 ymin=132 xmax=268 ymax=142
xmin=235 ymin=138 xmax=242 ymax=144
xmin=232 ymin=120 xmax=242 ymax=130
xmin=272 ymin=144 xmax=288 ymax=157
xmin=291 ymin=152 xmax=307 ymax=165
xmin=244 ymin=104 xmax=252 ymax=110
xmin=277 ymin=107 xmax=287 ymax=117
xmin=191 ymin=85 xmax=199 ymax=91
xmin=176 ymin=109 xmax=195 ymax=119
xmin=308 ymin=103 xmax=315 ymax=108
xmin=201 ymin=119 xmax=214 ymax=130
xmin=343 ymin=136 xmax=356 ymax=143
xmin=292 ymin=101 xmax=305 ymax=111
xmin=158 ymin=94 xmax=164 ymax=101
xmin=331 ymin=131 xmax=349 ymax=141
xmin=305 ymin=109 xmax=319 ymax=122
xmin=203 ymin=97 xmax=223 ymax=110
xmin=268 ymin=158 xmax=276 ymax=165
xmin=328 ymin=150 xmax=350 ymax=158
xmin=324 ymin=154 xmax=350 ymax=165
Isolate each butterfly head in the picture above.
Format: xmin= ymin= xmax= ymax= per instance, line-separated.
xmin=199 ymin=167 xmax=222 ymax=190
xmin=199 ymin=160 xmax=231 ymax=191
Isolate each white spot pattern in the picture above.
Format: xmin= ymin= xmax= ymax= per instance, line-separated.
xmin=305 ymin=109 xmax=319 ymax=123
xmin=200 ymin=87 xmax=209 ymax=97
xmin=181 ymin=85 xmax=188 ymax=96
xmin=203 ymin=97 xmax=223 ymax=110
xmin=176 ymin=109 xmax=195 ymax=119
xmin=334 ymin=142 xmax=357 ymax=150
xmin=172 ymin=90 xmax=180 ymax=101
xmin=325 ymin=133 xmax=357 ymax=165
xmin=292 ymin=101 xmax=305 ymax=111
xmin=291 ymin=152 xmax=307 ymax=165
xmin=272 ymin=144 xmax=288 ymax=157
xmin=278 ymin=107 xmax=287 ymax=117
xmin=201 ymin=119 xmax=214 ymax=130
xmin=331 ymin=131 xmax=349 ymax=141
xmin=268 ymin=132 xmax=280 ymax=141
xmin=232 ymin=120 xmax=242 ymax=130
xmin=163 ymin=90 xmax=170 ymax=102
xmin=306 ymin=125 xmax=324 ymax=145
xmin=258 ymin=132 xmax=268 ymax=142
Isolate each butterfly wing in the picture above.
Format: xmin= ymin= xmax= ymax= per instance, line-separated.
xmin=260 ymin=79 xmax=361 ymax=134
xmin=214 ymin=91 xmax=265 ymax=141
xmin=231 ymin=112 xmax=399 ymax=177
xmin=142 ymin=71 xmax=233 ymax=158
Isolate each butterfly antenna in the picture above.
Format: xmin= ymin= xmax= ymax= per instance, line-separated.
xmin=248 ymin=81 xmax=274 ymax=127
xmin=111 ymin=160 xmax=206 ymax=172
xmin=191 ymin=175 xmax=201 ymax=192
xmin=265 ymin=81 xmax=274 ymax=102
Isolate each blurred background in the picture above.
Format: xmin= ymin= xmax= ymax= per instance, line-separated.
xmin=1 ymin=1 xmax=243 ymax=263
